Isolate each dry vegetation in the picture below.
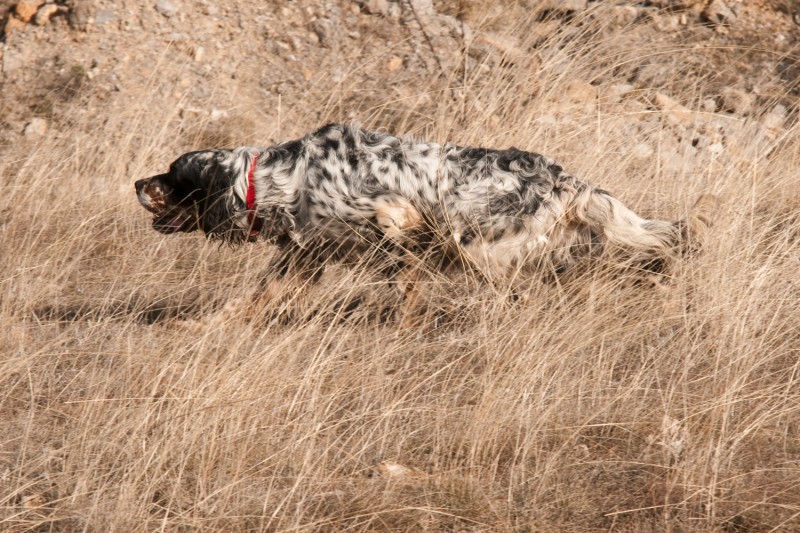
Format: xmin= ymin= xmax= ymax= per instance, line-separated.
xmin=2 ymin=1 xmax=800 ymax=531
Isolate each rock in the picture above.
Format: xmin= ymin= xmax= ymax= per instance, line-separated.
xmin=2 ymin=47 xmax=23 ymax=73
xmin=632 ymin=142 xmax=654 ymax=160
xmin=607 ymin=5 xmax=639 ymax=28
xmin=94 ymin=9 xmax=118 ymax=26
xmin=648 ymin=0 xmax=703 ymax=8
xmin=407 ymin=0 xmax=434 ymax=17
xmin=652 ymin=13 xmax=680 ymax=32
xmin=35 ymin=4 xmax=61 ymax=25
xmin=24 ymin=118 xmax=48 ymax=138
xmin=703 ymin=0 xmax=736 ymax=25
xmin=473 ymin=32 xmax=525 ymax=60
xmin=69 ymin=0 xmax=95 ymax=31
xmin=565 ymin=79 xmax=596 ymax=103
xmin=155 ymin=0 xmax=178 ymax=18
xmin=701 ymin=98 xmax=717 ymax=113
xmin=530 ymin=20 xmax=560 ymax=43
xmin=635 ymin=62 xmax=670 ymax=87
xmin=210 ymin=108 xmax=228 ymax=121
xmin=760 ymin=105 xmax=787 ymax=140
xmin=16 ymin=0 xmax=44 ymax=23
xmin=541 ymin=0 xmax=587 ymax=14
xmin=365 ymin=0 xmax=388 ymax=15
xmin=654 ymin=92 xmax=697 ymax=126
xmin=4 ymin=16 xmax=26 ymax=36
xmin=310 ymin=18 xmax=336 ymax=48
xmin=378 ymin=461 xmax=427 ymax=480
xmin=604 ymin=83 xmax=635 ymax=103
xmin=719 ymin=87 xmax=752 ymax=115
xmin=386 ymin=55 xmax=403 ymax=72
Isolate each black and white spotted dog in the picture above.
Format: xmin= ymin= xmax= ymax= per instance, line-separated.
xmin=135 ymin=124 xmax=713 ymax=312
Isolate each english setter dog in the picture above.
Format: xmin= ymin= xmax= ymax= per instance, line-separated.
xmin=135 ymin=124 xmax=713 ymax=320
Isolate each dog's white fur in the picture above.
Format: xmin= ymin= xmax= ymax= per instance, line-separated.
xmin=136 ymin=124 xmax=714 ymax=290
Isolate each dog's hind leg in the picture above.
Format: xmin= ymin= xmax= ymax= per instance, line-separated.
xmin=373 ymin=194 xmax=425 ymax=246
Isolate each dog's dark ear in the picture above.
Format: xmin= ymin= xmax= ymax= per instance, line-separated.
xmin=197 ymin=158 xmax=241 ymax=240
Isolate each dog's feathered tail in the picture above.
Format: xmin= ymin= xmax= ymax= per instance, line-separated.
xmin=572 ymin=188 xmax=717 ymax=256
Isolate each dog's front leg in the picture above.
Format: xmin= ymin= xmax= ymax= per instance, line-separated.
xmin=370 ymin=195 xmax=429 ymax=328
xmin=246 ymin=239 xmax=327 ymax=322
xmin=195 ymin=239 xmax=325 ymax=328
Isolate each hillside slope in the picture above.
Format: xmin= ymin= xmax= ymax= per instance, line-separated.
xmin=1 ymin=1 xmax=800 ymax=531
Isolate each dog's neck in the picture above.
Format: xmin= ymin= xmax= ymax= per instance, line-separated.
xmin=245 ymin=152 xmax=263 ymax=238
xmin=230 ymin=146 xmax=304 ymax=242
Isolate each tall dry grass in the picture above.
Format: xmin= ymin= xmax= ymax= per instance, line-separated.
xmin=2 ymin=5 xmax=799 ymax=531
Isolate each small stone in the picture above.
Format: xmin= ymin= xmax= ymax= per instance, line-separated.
xmin=530 ymin=20 xmax=560 ymax=43
xmin=407 ymin=0 xmax=434 ymax=17
xmin=210 ymin=108 xmax=228 ymax=121
xmin=605 ymin=83 xmax=635 ymax=102
xmin=654 ymin=92 xmax=697 ymax=126
xmin=565 ymin=79 xmax=596 ymax=103
xmin=365 ymin=0 xmax=391 ymax=16
xmin=386 ymin=55 xmax=403 ymax=72
xmin=378 ymin=461 xmax=427 ymax=480
xmin=310 ymin=18 xmax=336 ymax=48
xmin=4 ymin=16 xmax=26 ymax=36
xmin=34 ymin=4 xmax=60 ymax=25
xmin=541 ymin=0 xmax=587 ymax=14
xmin=24 ymin=118 xmax=48 ymax=138
xmin=636 ymin=62 xmax=670 ymax=87
xmin=701 ymin=98 xmax=717 ymax=113
xmin=719 ymin=87 xmax=752 ymax=115
xmin=94 ymin=9 xmax=118 ymax=26
xmin=632 ymin=142 xmax=654 ymax=160
xmin=193 ymin=46 xmax=204 ymax=62
xmin=156 ymin=0 xmax=178 ymax=18
xmin=16 ymin=0 xmax=44 ymax=23
xmin=2 ymin=47 xmax=23 ymax=73
xmin=69 ymin=0 xmax=95 ymax=31
xmin=22 ymin=494 xmax=46 ymax=509
xmin=610 ymin=5 xmax=639 ymax=27
xmin=652 ymin=13 xmax=680 ymax=32
xmin=179 ymin=106 xmax=202 ymax=119
xmin=760 ymin=105 xmax=786 ymax=140
xmin=648 ymin=0 xmax=703 ymax=7
xmin=703 ymin=0 xmax=736 ymax=25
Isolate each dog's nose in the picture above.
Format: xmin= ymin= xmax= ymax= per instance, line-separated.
xmin=135 ymin=179 xmax=146 ymax=194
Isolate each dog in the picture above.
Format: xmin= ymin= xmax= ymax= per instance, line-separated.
xmin=135 ymin=124 xmax=714 ymax=320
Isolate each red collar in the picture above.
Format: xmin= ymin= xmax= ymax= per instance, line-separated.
xmin=246 ymin=153 xmax=263 ymax=238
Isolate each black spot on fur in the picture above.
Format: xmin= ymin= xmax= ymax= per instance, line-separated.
xmin=325 ymin=138 xmax=340 ymax=153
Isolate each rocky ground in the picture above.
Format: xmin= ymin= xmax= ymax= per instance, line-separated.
xmin=1 ymin=0 xmax=798 ymax=148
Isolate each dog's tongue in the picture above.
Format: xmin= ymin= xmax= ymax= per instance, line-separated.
xmin=153 ymin=213 xmax=188 ymax=233
xmin=164 ymin=214 xmax=186 ymax=229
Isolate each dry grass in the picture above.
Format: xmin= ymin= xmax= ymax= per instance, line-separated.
xmin=2 ymin=7 xmax=800 ymax=532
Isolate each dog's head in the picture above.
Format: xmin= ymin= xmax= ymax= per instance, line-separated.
xmin=135 ymin=149 xmax=252 ymax=240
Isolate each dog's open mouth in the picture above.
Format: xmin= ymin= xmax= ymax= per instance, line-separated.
xmin=152 ymin=212 xmax=194 ymax=234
